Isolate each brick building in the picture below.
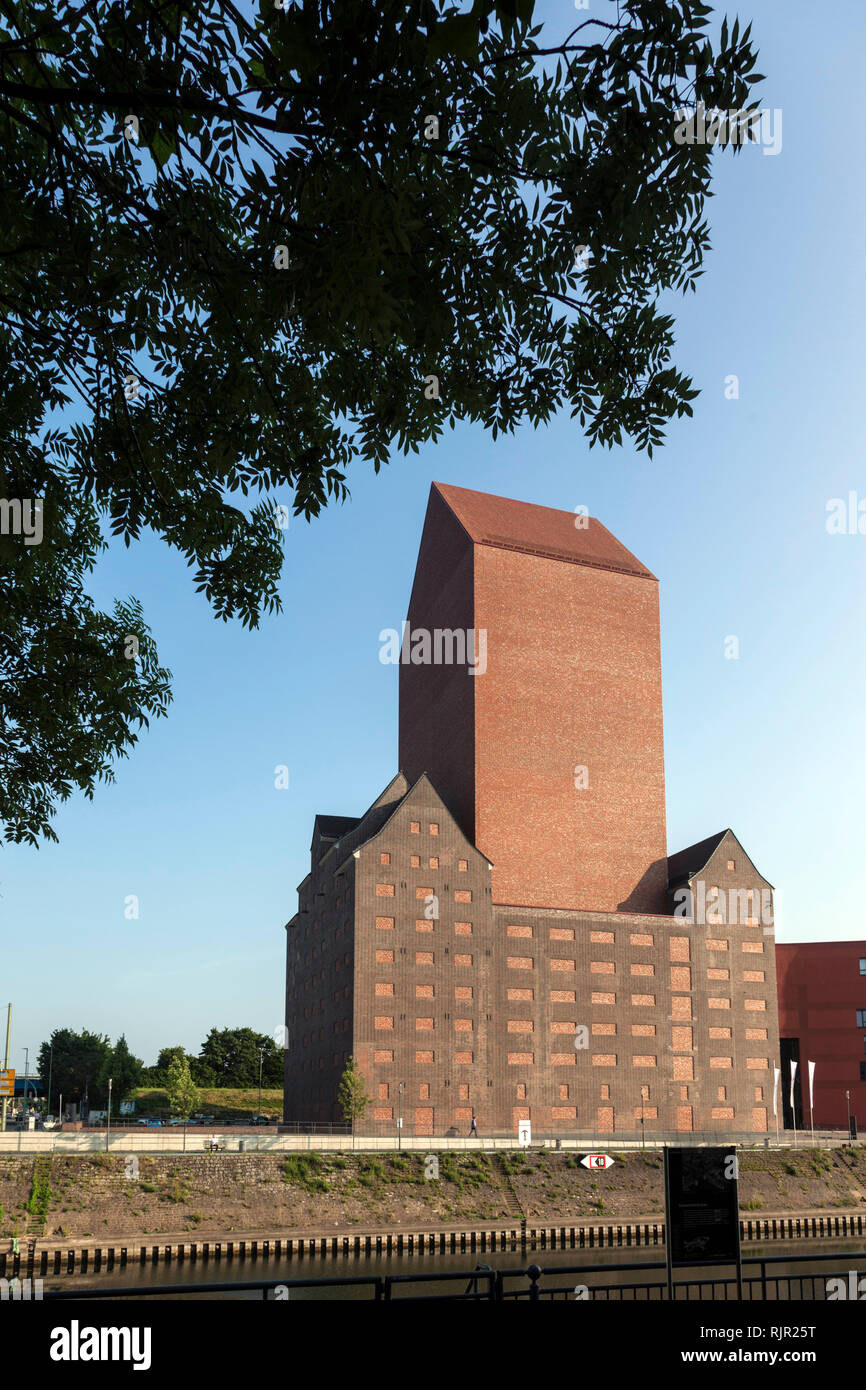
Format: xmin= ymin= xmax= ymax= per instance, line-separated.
xmin=283 ymin=483 xmax=781 ymax=1135
xmin=776 ymin=942 xmax=866 ymax=1132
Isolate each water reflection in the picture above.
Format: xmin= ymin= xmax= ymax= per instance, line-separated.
xmin=45 ymin=1237 xmax=866 ymax=1301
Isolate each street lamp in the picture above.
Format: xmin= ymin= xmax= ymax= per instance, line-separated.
xmin=22 ymin=1047 xmax=29 ymax=1115
xmin=257 ymin=1046 xmax=266 ymax=1117
xmin=106 ymin=1077 xmax=112 ymax=1150
xmin=846 ymin=1090 xmax=851 ymax=1140
xmin=397 ymin=1082 xmax=404 ymax=1151
xmin=47 ymin=1044 xmax=53 ymax=1122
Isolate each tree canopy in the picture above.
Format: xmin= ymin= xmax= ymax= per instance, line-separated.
xmin=0 ymin=0 xmax=763 ymax=841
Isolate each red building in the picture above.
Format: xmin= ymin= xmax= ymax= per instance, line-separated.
xmin=776 ymin=942 xmax=866 ymax=1132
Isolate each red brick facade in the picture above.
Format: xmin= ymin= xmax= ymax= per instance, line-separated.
xmin=776 ymin=942 xmax=866 ymax=1131
xmin=399 ymin=483 xmax=668 ymax=914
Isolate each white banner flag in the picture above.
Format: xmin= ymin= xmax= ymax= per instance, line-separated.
xmin=773 ymin=1066 xmax=781 ymax=1116
xmin=808 ymin=1060 xmax=816 ymax=1104
xmin=790 ymin=1060 xmax=798 ymax=1111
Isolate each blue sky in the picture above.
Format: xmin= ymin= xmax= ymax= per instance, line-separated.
xmin=3 ymin=0 xmax=864 ymax=1072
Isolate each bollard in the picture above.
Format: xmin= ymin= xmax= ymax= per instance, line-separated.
xmin=527 ymin=1264 xmax=541 ymax=1302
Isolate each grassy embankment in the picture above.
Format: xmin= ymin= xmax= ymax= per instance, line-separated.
xmin=128 ymin=1087 xmax=283 ymax=1120
xmin=1 ymin=1146 xmax=864 ymax=1241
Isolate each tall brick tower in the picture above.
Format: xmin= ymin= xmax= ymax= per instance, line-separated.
xmin=398 ymin=483 xmax=668 ymax=914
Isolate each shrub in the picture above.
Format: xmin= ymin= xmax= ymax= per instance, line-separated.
xmin=282 ymin=1154 xmax=330 ymax=1193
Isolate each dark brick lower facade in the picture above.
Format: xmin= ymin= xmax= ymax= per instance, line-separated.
xmin=284 ymin=779 xmax=780 ymax=1136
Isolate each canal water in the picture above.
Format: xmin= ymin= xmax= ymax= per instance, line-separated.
xmin=43 ymin=1238 xmax=866 ymax=1300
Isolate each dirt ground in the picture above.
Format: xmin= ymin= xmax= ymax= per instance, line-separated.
xmin=2 ymin=1146 xmax=865 ymax=1241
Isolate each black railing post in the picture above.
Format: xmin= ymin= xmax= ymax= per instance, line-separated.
xmin=527 ymin=1264 xmax=541 ymax=1301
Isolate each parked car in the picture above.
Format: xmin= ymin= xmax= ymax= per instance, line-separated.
xmin=250 ymin=1116 xmax=272 ymax=1125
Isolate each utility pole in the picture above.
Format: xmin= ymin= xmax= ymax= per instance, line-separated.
xmin=47 ymin=1044 xmax=53 ymax=1122
xmin=106 ymin=1077 xmax=112 ymax=1151
xmin=1 ymin=1003 xmax=10 ymax=1133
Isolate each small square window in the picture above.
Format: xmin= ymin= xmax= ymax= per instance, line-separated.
xmin=858 ymin=1010 xmax=866 ymax=1028
xmin=860 ymin=959 xmax=866 ymax=975
xmin=410 ymin=855 xmax=420 ymax=867
xmin=727 ymin=859 xmax=735 ymax=871
xmin=429 ymin=856 xmax=439 ymax=869
xmin=458 ymin=859 xmax=468 ymax=872
xmin=410 ymin=821 xmax=420 ymax=834
xmin=380 ymin=852 xmax=391 ymax=865
xmin=429 ymin=823 xmax=439 ymax=836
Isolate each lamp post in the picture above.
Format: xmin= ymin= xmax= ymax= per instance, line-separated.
xmin=641 ymin=1086 xmax=647 ymax=1150
xmin=257 ymin=1046 xmax=266 ymax=1118
xmin=47 ymin=1044 xmax=53 ymax=1122
xmin=22 ymin=1047 xmax=29 ymax=1115
xmin=846 ymin=1090 xmax=851 ymax=1140
xmin=106 ymin=1077 xmax=112 ymax=1150
xmin=0 ymin=1003 xmax=10 ymax=1134
xmin=397 ymin=1082 xmax=404 ymax=1151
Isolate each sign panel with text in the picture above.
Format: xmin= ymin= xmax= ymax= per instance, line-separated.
xmin=664 ymin=1146 xmax=741 ymax=1267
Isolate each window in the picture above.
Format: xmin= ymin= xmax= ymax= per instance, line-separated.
xmin=857 ymin=1010 xmax=866 ymax=1028
xmin=861 ymin=1063 xmax=866 ymax=1082
xmin=860 ymin=959 xmax=866 ymax=975
xmin=727 ymin=859 xmax=735 ymax=870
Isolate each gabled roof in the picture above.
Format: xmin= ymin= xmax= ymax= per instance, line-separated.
xmin=667 ymin=831 xmax=729 ymax=886
xmin=310 ymin=814 xmax=360 ymax=853
xmin=432 ymin=482 xmax=656 ymax=581
xmin=329 ymin=771 xmax=493 ymax=876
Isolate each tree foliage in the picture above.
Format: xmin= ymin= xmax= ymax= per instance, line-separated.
xmin=0 ymin=0 xmax=763 ymax=841
xmin=165 ymin=1051 xmax=200 ymax=1119
xmin=98 ymin=1032 xmax=145 ymax=1106
xmin=197 ymin=1026 xmax=282 ymax=1087
xmin=337 ymin=1054 xmax=370 ymax=1131
xmin=36 ymin=1027 xmax=112 ymax=1107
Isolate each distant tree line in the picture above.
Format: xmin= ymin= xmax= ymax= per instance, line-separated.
xmin=36 ymin=1026 xmax=283 ymax=1109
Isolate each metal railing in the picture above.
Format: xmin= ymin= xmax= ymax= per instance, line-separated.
xmin=39 ymin=1250 xmax=866 ymax=1301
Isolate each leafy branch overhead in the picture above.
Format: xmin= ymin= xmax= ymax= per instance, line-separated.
xmin=0 ymin=0 xmax=763 ymax=841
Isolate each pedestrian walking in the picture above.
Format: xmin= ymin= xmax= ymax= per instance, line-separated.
xmin=469 ymin=1114 xmax=478 ymax=1137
